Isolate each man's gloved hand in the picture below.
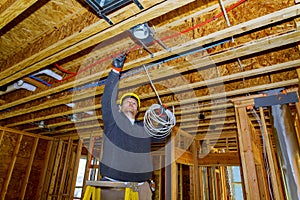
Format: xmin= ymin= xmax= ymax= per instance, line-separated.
xmin=112 ymin=53 xmax=126 ymax=72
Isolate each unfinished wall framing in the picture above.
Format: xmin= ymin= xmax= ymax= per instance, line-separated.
xmin=0 ymin=0 xmax=300 ymax=199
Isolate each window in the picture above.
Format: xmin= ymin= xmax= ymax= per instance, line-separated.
xmin=74 ymin=157 xmax=87 ymax=199
xmin=230 ymin=166 xmax=244 ymax=200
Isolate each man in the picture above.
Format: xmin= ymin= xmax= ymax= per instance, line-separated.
xmin=100 ymin=53 xmax=153 ymax=199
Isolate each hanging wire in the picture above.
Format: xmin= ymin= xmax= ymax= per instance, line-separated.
xmin=142 ymin=65 xmax=176 ymax=138
xmin=251 ymin=108 xmax=275 ymax=200
xmin=143 ymin=65 xmax=163 ymax=105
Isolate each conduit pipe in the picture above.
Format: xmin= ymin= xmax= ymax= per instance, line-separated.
xmin=271 ymin=104 xmax=300 ymax=199
xmin=219 ymin=0 xmax=231 ymax=27
xmin=0 ymin=80 xmax=36 ymax=95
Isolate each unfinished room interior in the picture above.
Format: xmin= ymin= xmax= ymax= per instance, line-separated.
xmin=1 ymin=0 xmax=300 ymax=199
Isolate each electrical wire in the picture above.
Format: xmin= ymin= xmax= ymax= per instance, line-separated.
xmin=142 ymin=65 xmax=176 ymax=138
xmin=143 ymin=65 xmax=163 ymax=105
xmin=55 ymin=63 xmax=76 ymax=75
xmin=144 ymin=104 xmax=176 ymax=139
xmin=251 ymin=109 xmax=275 ymax=200
xmin=47 ymin=0 xmax=247 ymax=86
xmin=28 ymin=75 xmax=52 ymax=87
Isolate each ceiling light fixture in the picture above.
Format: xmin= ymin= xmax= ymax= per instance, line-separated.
xmin=129 ymin=23 xmax=171 ymax=57
xmin=131 ymin=23 xmax=150 ymax=40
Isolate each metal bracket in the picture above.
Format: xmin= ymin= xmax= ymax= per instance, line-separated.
xmin=254 ymin=91 xmax=298 ymax=107
xmin=85 ymin=0 xmax=144 ymax=25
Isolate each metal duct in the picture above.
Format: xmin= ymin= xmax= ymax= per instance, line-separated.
xmin=271 ymin=104 xmax=300 ymax=199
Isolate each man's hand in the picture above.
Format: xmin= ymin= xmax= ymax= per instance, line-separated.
xmin=112 ymin=53 xmax=126 ymax=72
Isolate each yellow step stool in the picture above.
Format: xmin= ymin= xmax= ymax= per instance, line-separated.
xmin=83 ymin=181 xmax=139 ymax=200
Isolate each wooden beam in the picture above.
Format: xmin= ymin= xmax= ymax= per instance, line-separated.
xmin=171 ymin=131 xmax=178 ymax=200
xmin=0 ymin=0 xmax=38 ymax=29
xmin=82 ymin=136 xmax=95 ymax=196
xmin=0 ymin=130 xmax=4 ymax=146
xmin=58 ymin=138 xmax=73 ymax=200
xmin=297 ymin=67 xmax=300 ymax=95
xmin=198 ymin=152 xmax=240 ymax=166
xmin=0 ymin=126 xmax=52 ymax=140
xmin=36 ymin=140 xmax=53 ymax=200
xmin=176 ymin=148 xmax=240 ymax=166
xmin=23 ymin=77 xmax=49 ymax=90
xmin=1 ymin=27 xmax=300 ymax=125
xmin=70 ymin=139 xmax=83 ymax=199
xmin=5 ymin=79 xmax=298 ymax=134
xmin=0 ymin=99 xmax=5 ymax=105
xmin=2 ymin=81 xmax=297 ymax=137
xmin=195 ymin=132 xmax=237 ymax=140
xmin=0 ymin=2 xmax=299 ymax=112
xmin=20 ymin=137 xmax=39 ymax=199
xmin=192 ymin=141 xmax=200 ymax=200
xmin=0 ymin=0 xmax=196 ymax=86
xmin=0 ymin=134 xmax=23 ymax=200
xmin=48 ymin=140 xmax=64 ymax=197
xmin=235 ymin=106 xmax=260 ymax=199
xmin=2 ymin=77 xmax=298 ymax=128
xmin=1 ymin=21 xmax=300 ymax=116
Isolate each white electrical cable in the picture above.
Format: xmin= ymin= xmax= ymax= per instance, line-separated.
xmin=143 ymin=65 xmax=176 ymax=138
xmin=144 ymin=104 xmax=176 ymax=138
xmin=251 ymin=109 xmax=275 ymax=200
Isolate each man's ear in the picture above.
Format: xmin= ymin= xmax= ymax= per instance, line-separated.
xmin=118 ymin=104 xmax=121 ymax=110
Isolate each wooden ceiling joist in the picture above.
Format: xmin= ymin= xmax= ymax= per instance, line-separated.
xmin=1 ymin=24 xmax=299 ymax=119
xmin=0 ymin=0 xmax=196 ymax=87
xmin=5 ymin=78 xmax=297 ymax=136
xmin=0 ymin=2 xmax=299 ymax=95
xmin=0 ymin=0 xmax=38 ymax=29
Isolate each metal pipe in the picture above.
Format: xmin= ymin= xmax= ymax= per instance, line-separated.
xmin=271 ymin=104 xmax=300 ymax=199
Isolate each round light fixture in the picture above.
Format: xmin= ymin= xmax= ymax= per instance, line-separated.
xmin=132 ymin=24 xmax=150 ymax=40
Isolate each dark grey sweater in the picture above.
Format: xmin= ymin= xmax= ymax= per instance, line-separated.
xmin=99 ymin=70 xmax=153 ymax=182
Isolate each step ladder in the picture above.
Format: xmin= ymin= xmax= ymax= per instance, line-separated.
xmin=83 ymin=181 xmax=139 ymax=200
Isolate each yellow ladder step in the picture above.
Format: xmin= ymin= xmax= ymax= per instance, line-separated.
xmin=83 ymin=185 xmax=139 ymax=200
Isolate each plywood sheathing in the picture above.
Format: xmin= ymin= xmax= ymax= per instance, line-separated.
xmin=0 ymin=0 xmax=88 ymax=67
xmin=0 ymin=127 xmax=51 ymax=199
xmin=0 ymin=1 xmax=298 ymax=109
xmin=0 ymin=0 xmax=195 ymax=87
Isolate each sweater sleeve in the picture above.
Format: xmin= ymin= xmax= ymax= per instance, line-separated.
xmin=101 ymin=70 xmax=120 ymax=125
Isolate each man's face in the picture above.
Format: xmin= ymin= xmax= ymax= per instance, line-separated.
xmin=120 ymin=97 xmax=138 ymax=117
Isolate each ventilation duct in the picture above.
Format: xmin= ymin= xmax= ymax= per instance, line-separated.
xmin=0 ymin=80 xmax=36 ymax=95
xmin=33 ymin=69 xmax=62 ymax=80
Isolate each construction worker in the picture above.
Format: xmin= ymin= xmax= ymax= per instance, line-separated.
xmin=100 ymin=53 xmax=153 ymax=200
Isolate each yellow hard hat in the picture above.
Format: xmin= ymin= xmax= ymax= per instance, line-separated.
xmin=120 ymin=92 xmax=141 ymax=108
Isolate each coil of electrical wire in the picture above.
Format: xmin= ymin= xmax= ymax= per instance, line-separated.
xmin=144 ymin=104 xmax=176 ymax=139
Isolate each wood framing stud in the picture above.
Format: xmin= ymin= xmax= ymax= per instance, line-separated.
xmin=235 ymin=106 xmax=260 ymax=199
xmin=20 ymin=137 xmax=39 ymax=199
xmin=0 ymin=134 xmax=23 ymax=200
xmin=259 ymin=107 xmax=284 ymax=200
